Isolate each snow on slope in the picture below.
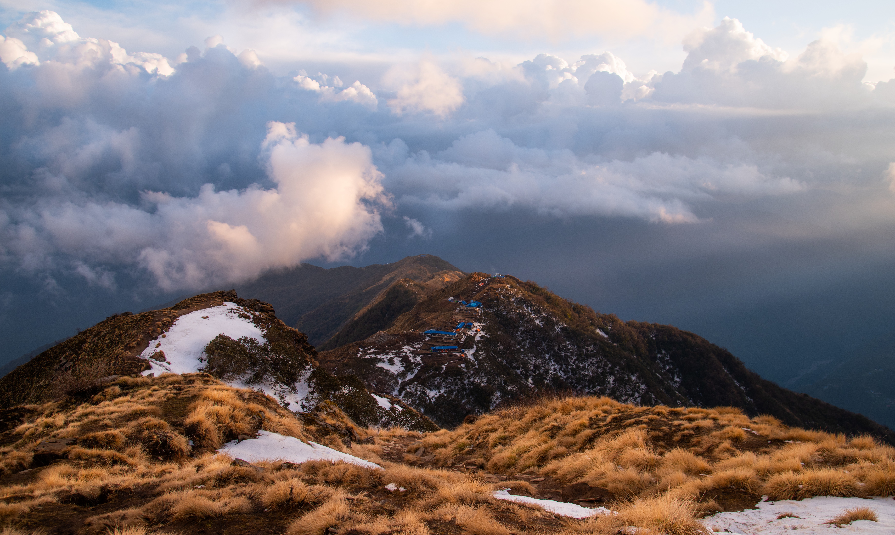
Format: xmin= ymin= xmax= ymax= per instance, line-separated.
xmin=139 ymin=302 xmax=311 ymax=408
xmin=493 ymin=490 xmax=610 ymax=519
xmin=220 ymin=430 xmax=380 ymax=470
xmin=140 ymin=303 xmax=263 ymax=375
xmin=704 ymin=496 xmax=895 ymax=534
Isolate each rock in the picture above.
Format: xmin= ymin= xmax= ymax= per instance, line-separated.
xmin=32 ymin=437 xmax=74 ymax=466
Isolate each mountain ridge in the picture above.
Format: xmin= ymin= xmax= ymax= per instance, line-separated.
xmin=318 ymin=271 xmax=895 ymax=443
xmin=233 ymin=254 xmax=464 ymax=348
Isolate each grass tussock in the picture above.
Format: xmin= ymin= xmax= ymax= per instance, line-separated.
xmin=585 ymin=494 xmax=710 ymax=535
xmin=825 ymin=506 xmax=878 ymax=526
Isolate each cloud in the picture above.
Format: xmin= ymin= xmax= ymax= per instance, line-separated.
xmin=384 ymin=130 xmax=802 ymax=223
xmin=1 ymin=122 xmax=389 ymax=290
xmin=5 ymin=10 xmax=80 ymax=53
xmin=1 ymin=11 xmax=894 ymax=296
xmin=0 ymin=35 xmax=38 ymax=68
xmin=385 ymin=60 xmax=465 ymax=117
xmin=653 ymin=17 xmax=872 ymax=109
xmin=682 ymin=17 xmax=787 ymax=73
xmin=294 ymin=70 xmax=378 ymax=108
xmin=403 ymin=216 xmax=432 ymax=239
xmin=266 ymin=0 xmax=714 ymax=43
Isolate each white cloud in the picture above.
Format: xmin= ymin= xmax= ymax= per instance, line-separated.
xmin=1 ymin=122 xmax=389 ymax=290
xmin=385 ymin=60 xmax=464 ymax=117
xmin=294 ymin=71 xmax=378 ymax=108
xmin=403 ymin=216 xmax=431 ymax=239
xmin=682 ymin=17 xmax=787 ymax=73
xmin=277 ymin=0 xmax=713 ymax=43
xmin=5 ymin=10 xmax=79 ymax=52
xmin=652 ymin=17 xmax=872 ymax=109
xmin=0 ymin=35 xmax=38 ymax=68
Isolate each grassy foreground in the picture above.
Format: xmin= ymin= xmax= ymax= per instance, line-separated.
xmin=1 ymin=375 xmax=893 ymax=535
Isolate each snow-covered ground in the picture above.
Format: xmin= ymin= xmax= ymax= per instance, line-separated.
xmin=493 ymin=489 xmax=611 ymax=519
xmin=139 ymin=302 xmax=310 ymax=408
xmin=372 ymin=394 xmax=392 ymax=410
xmin=704 ymin=496 xmax=895 ymax=534
xmin=219 ymin=430 xmax=380 ymax=469
xmin=141 ymin=303 xmax=264 ymax=376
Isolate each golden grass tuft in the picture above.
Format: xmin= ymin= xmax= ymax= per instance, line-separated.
xmin=260 ymin=478 xmax=316 ymax=508
xmin=126 ymin=417 xmax=190 ymax=460
xmin=763 ymin=468 xmax=860 ymax=500
xmin=79 ymin=430 xmax=126 ymax=450
xmin=285 ymin=490 xmax=352 ymax=535
xmin=825 ymin=506 xmax=878 ymax=526
xmin=453 ymin=504 xmax=511 ymax=535
xmin=586 ymin=494 xmax=709 ymax=535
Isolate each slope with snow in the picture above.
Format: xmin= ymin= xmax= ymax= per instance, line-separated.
xmin=139 ymin=302 xmax=312 ymax=408
xmin=220 ymin=430 xmax=380 ymax=470
xmin=493 ymin=489 xmax=610 ymax=519
xmin=704 ymin=496 xmax=895 ymax=534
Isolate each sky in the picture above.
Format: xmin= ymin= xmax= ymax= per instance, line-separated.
xmin=1 ymin=0 xmax=894 ymax=403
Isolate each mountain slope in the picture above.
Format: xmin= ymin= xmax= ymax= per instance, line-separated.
xmin=0 ymin=290 xmax=436 ymax=432
xmin=319 ymin=273 xmax=895 ymax=443
xmin=233 ymin=254 xmax=464 ymax=347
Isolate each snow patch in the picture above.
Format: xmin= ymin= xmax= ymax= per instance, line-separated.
xmin=372 ymin=394 xmax=392 ymax=410
xmin=493 ymin=490 xmax=610 ymax=519
xmin=376 ymin=358 xmax=404 ymax=374
xmin=140 ymin=302 xmax=311 ymax=408
xmin=704 ymin=496 xmax=895 ymax=534
xmin=220 ymin=430 xmax=380 ymax=469
xmin=140 ymin=303 xmax=263 ymax=376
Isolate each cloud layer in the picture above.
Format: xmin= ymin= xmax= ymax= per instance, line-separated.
xmin=273 ymin=0 xmax=714 ymax=42
xmin=1 ymin=10 xmax=894 ymax=294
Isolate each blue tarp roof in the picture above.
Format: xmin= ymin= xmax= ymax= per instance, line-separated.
xmin=431 ymin=345 xmax=459 ymax=351
xmin=424 ymin=329 xmax=456 ymax=336
xmin=466 ymin=301 xmax=481 ymax=307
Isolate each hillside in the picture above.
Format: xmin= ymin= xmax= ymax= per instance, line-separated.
xmin=0 ymin=290 xmax=435 ymax=433
xmin=319 ymin=273 xmax=895 ymax=443
xmin=1 ymin=383 xmax=894 ymax=535
xmin=233 ymin=254 xmax=464 ymax=348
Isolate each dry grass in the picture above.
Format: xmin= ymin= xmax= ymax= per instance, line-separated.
xmin=825 ymin=506 xmax=878 ymax=526
xmin=581 ymin=494 xmax=709 ymax=535
xmin=2 ymin=381 xmax=893 ymax=535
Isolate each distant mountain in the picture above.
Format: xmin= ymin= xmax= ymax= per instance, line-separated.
xmin=792 ymin=334 xmax=895 ymax=430
xmin=0 ymin=290 xmax=436 ymax=432
xmin=318 ymin=272 xmax=895 ymax=443
xmin=233 ymin=254 xmax=464 ymax=349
